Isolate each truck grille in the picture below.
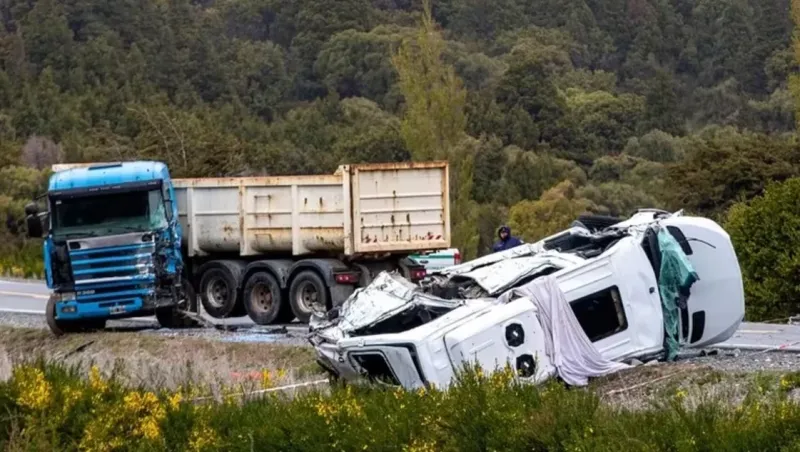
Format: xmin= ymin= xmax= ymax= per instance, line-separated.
xmin=69 ymin=242 xmax=156 ymax=304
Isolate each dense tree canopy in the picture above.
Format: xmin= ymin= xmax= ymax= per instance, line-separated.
xmin=725 ymin=178 xmax=800 ymax=321
xmin=0 ymin=0 xmax=798 ymax=270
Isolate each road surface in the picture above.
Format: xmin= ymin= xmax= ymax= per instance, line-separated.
xmin=0 ymin=278 xmax=289 ymax=330
xmin=2 ymin=279 xmax=800 ymax=351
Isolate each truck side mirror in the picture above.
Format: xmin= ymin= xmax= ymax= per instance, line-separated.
xmin=164 ymin=198 xmax=174 ymax=222
xmin=24 ymin=202 xmax=43 ymax=238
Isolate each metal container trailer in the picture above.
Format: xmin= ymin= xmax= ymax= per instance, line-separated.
xmin=172 ymin=161 xmax=451 ymax=323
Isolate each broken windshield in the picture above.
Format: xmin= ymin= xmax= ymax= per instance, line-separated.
xmin=51 ymin=189 xmax=168 ymax=240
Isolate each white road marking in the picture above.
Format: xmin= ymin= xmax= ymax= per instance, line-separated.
xmin=737 ymin=329 xmax=781 ymax=334
xmin=0 ymin=306 xmax=157 ymax=323
xmin=0 ymin=279 xmax=45 ymax=285
xmin=0 ymin=308 xmax=45 ymax=315
xmin=0 ymin=290 xmax=49 ymax=300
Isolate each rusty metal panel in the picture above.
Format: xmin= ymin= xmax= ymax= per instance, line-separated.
xmin=351 ymin=161 xmax=450 ymax=254
xmin=55 ymin=162 xmax=449 ymax=257
xmin=175 ymin=176 xmax=348 ymax=257
xmin=342 ymin=166 xmax=354 ymax=256
xmin=293 ymin=182 xmax=346 ymax=253
xmin=241 ymin=184 xmax=294 ymax=255
xmin=240 ymin=178 xmax=345 ymax=256
xmin=180 ymin=184 xmax=241 ymax=255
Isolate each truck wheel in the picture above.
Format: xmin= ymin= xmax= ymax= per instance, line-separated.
xmin=45 ymin=295 xmax=102 ymax=336
xmin=243 ymin=272 xmax=290 ymax=325
xmin=199 ymin=266 xmax=240 ymax=318
xmin=274 ymin=294 xmax=296 ymax=323
xmin=230 ymin=299 xmax=247 ymax=318
xmin=289 ymin=271 xmax=329 ymax=324
xmin=156 ymin=278 xmax=200 ymax=329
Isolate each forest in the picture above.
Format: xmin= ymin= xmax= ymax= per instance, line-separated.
xmin=1 ymin=0 xmax=799 ymax=319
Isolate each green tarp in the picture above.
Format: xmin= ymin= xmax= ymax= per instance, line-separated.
xmin=657 ymin=228 xmax=699 ymax=361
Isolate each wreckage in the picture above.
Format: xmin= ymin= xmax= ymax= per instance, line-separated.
xmin=309 ymin=210 xmax=745 ymax=389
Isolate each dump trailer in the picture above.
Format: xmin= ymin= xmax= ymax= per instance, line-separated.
xmin=27 ymin=161 xmax=450 ymax=334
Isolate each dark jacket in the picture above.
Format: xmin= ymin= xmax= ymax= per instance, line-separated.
xmin=492 ymin=225 xmax=523 ymax=253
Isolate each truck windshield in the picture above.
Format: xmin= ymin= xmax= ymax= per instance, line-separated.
xmin=52 ymin=189 xmax=168 ymax=239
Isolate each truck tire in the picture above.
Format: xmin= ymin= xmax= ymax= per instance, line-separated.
xmin=45 ymin=295 xmax=105 ymax=336
xmin=243 ymin=272 xmax=291 ymax=325
xmin=155 ymin=278 xmax=200 ymax=329
xmin=275 ymin=296 xmax=297 ymax=323
xmin=289 ymin=270 xmax=329 ymax=324
xmin=198 ymin=265 xmax=241 ymax=318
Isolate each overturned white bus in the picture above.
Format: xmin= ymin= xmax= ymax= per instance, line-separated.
xmin=308 ymin=209 xmax=745 ymax=389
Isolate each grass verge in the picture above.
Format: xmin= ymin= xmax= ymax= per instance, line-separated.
xmin=0 ymin=327 xmax=320 ymax=391
xmin=3 ymin=361 xmax=800 ymax=451
xmin=0 ymin=238 xmax=44 ymax=279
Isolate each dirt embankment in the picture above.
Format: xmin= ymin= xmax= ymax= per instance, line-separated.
xmin=0 ymin=327 xmax=321 ymax=390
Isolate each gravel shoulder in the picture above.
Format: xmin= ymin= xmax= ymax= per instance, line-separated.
xmin=0 ymin=325 xmax=321 ymax=391
xmin=592 ymin=349 xmax=800 ymax=410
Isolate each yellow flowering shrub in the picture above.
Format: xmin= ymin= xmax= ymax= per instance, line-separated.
xmin=188 ymin=422 xmax=219 ymax=452
xmin=80 ymin=389 xmax=167 ymax=450
xmin=5 ymin=362 xmax=800 ymax=451
xmin=12 ymin=366 xmax=52 ymax=411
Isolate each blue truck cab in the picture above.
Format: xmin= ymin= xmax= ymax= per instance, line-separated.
xmin=25 ymin=161 xmax=197 ymax=335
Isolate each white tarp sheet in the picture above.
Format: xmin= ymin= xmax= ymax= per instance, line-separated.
xmin=498 ymin=275 xmax=629 ymax=386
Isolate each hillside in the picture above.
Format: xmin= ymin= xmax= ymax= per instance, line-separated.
xmin=1 ymin=0 xmax=799 ymax=319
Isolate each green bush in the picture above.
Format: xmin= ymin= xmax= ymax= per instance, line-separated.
xmin=5 ymin=361 xmax=800 ymax=451
xmin=725 ymin=177 xmax=800 ymax=321
xmin=0 ymin=237 xmax=44 ymax=279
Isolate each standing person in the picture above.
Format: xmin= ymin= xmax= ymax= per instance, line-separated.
xmin=492 ymin=225 xmax=523 ymax=253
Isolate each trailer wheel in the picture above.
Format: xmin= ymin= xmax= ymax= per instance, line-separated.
xmin=199 ymin=266 xmax=240 ymax=318
xmin=275 ymin=291 xmax=296 ymax=323
xmin=289 ymin=270 xmax=329 ymax=324
xmin=46 ymin=295 xmax=105 ymax=336
xmin=243 ymin=272 xmax=289 ymax=325
xmin=156 ymin=278 xmax=200 ymax=329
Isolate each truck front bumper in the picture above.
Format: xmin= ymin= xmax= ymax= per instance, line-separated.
xmin=53 ymin=289 xmax=159 ymax=321
xmin=55 ymin=298 xmax=147 ymax=320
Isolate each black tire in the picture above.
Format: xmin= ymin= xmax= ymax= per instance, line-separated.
xmin=288 ymin=270 xmax=329 ymax=324
xmin=198 ymin=265 xmax=241 ymax=318
xmin=274 ymin=290 xmax=297 ymax=324
xmin=46 ymin=295 xmax=105 ymax=336
xmin=230 ymin=298 xmax=248 ymax=318
xmin=82 ymin=319 xmax=107 ymax=331
xmin=243 ymin=272 xmax=290 ymax=325
xmin=575 ymin=214 xmax=623 ymax=232
xmin=155 ymin=278 xmax=200 ymax=329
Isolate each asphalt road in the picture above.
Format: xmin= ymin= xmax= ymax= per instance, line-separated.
xmin=0 ymin=278 xmax=287 ymax=330
xmin=3 ymin=279 xmax=800 ymax=351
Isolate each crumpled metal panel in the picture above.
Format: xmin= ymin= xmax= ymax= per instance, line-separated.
xmin=435 ymin=226 xmax=597 ymax=277
xmin=454 ymin=252 xmax=585 ymax=295
xmin=436 ymin=242 xmax=545 ymax=276
xmin=309 ymin=272 xmax=463 ymax=339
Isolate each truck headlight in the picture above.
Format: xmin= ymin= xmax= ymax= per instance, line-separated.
xmin=59 ymin=292 xmax=76 ymax=302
